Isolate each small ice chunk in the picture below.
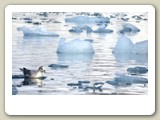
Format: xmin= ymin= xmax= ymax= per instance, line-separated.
xmin=127 ymin=66 xmax=148 ymax=75
xmin=93 ymin=24 xmax=113 ymax=33
xmin=69 ymin=26 xmax=83 ymax=33
xmin=106 ymin=75 xmax=148 ymax=86
xmin=120 ymin=23 xmax=140 ymax=33
xmin=48 ymin=64 xmax=69 ymax=69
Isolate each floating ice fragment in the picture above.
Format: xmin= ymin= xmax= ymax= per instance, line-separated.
xmin=106 ymin=75 xmax=148 ymax=86
xmin=17 ymin=26 xmax=59 ymax=37
xmin=48 ymin=64 xmax=69 ymax=69
xmin=69 ymin=26 xmax=83 ymax=33
xmin=127 ymin=66 xmax=148 ymax=75
xmin=65 ymin=16 xmax=110 ymax=24
xmin=120 ymin=23 xmax=140 ymax=34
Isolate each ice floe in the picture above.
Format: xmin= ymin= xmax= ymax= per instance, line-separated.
xmin=106 ymin=75 xmax=148 ymax=86
xmin=65 ymin=15 xmax=110 ymax=24
xmin=127 ymin=66 xmax=148 ymax=75
xmin=119 ymin=23 xmax=140 ymax=34
xmin=17 ymin=26 xmax=59 ymax=37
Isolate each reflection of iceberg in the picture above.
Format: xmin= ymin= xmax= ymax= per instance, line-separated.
xmin=22 ymin=36 xmax=57 ymax=41
xmin=57 ymin=53 xmax=94 ymax=64
xmin=17 ymin=26 xmax=59 ymax=37
xmin=57 ymin=38 xmax=94 ymax=53
xmin=113 ymin=36 xmax=148 ymax=54
xmin=119 ymin=23 xmax=140 ymax=34
xmin=113 ymin=52 xmax=148 ymax=63
xmin=65 ymin=16 xmax=110 ymax=24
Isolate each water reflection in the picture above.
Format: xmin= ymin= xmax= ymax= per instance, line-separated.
xmin=12 ymin=84 xmax=18 ymax=95
xmin=57 ymin=53 xmax=94 ymax=64
xmin=113 ymin=52 xmax=148 ymax=64
xmin=22 ymin=78 xmax=44 ymax=87
xmin=23 ymin=36 xmax=58 ymax=41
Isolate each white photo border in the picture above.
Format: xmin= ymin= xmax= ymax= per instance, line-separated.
xmin=5 ymin=5 xmax=155 ymax=115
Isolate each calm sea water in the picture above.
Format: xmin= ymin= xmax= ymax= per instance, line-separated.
xmin=12 ymin=12 xmax=148 ymax=95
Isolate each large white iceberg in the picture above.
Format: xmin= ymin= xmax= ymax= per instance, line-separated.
xmin=17 ymin=26 xmax=59 ymax=37
xmin=113 ymin=36 xmax=135 ymax=53
xmin=65 ymin=16 xmax=110 ymax=24
xmin=113 ymin=36 xmax=148 ymax=54
xmin=57 ymin=38 xmax=94 ymax=54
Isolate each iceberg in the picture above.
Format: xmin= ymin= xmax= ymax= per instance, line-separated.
xmin=113 ymin=36 xmax=148 ymax=54
xmin=113 ymin=36 xmax=135 ymax=53
xmin=119 ymin=23 xmax=140 ymax=34
xmin=57 ymin=38 xmax=94 ymax=54
xmin=134 ymin=40 xmax=148 ymax=54
xmin=17 ymin=26 xmax=59 ymax=37
xmin=65 ymin=16 xmax=110 ymax=24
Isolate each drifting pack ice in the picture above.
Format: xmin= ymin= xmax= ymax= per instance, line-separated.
xmin=17 ymin=26 xmax=59 ymax=37
xmin=57 ymin=38 xmax=94 ymax=53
